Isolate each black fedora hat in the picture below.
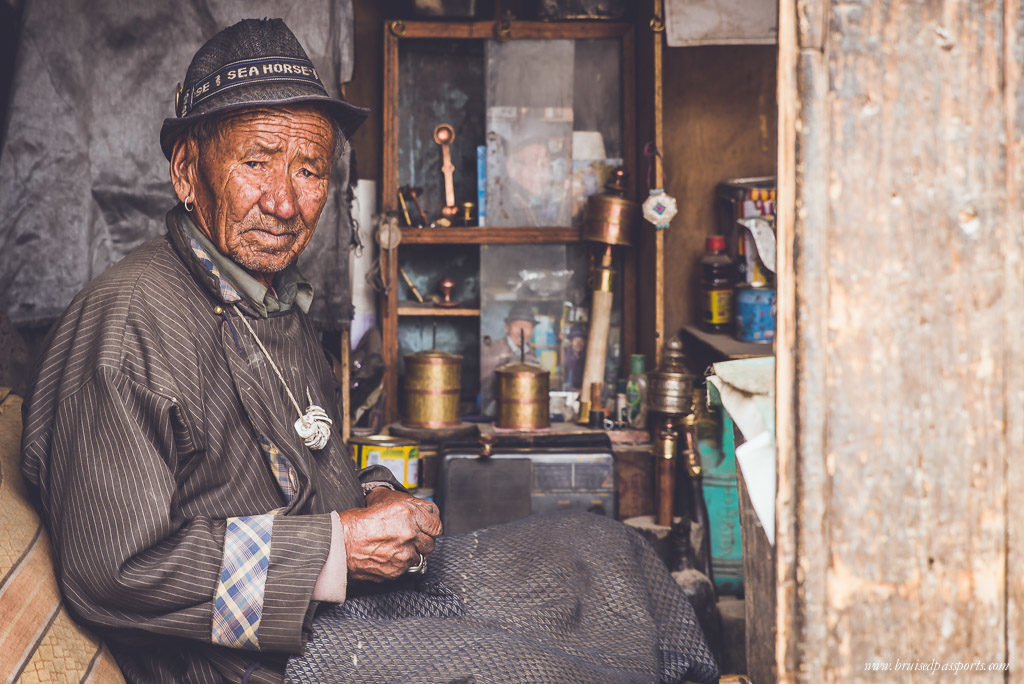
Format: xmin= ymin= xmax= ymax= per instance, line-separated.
xmin=506 ymin=301 xmax=537 ymax=324
xmin=159 ymin=18 xmax=369 ymax=160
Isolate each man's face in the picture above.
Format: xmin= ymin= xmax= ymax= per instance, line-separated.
xmin=570 ymin=335 xmax=585 ymax=352
xmin=186 ymin=105 xmax=335 ymax=284
xmin=507 ymin=319 xmax=534 ymax=347
xmin=507 ymin=142 xmax=549 ymax=197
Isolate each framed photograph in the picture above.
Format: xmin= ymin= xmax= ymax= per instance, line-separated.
xmin=485 ymin=106 xmax=574 ymax=227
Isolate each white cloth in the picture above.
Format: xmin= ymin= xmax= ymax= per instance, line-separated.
xmin=664 ymin=0 xmax=777 ymax=47
xmin=706 ymin=356 xmax=776 ymax=545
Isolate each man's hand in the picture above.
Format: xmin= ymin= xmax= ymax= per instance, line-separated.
xmin=337 ymin=488 xmax=442 ymax=581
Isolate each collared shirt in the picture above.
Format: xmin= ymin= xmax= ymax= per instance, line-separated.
xmin=182 ymin=214 xmax=314 ymax=317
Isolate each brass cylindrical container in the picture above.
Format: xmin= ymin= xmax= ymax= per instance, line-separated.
xmin=646 ymin=337 xmax=694 ymax=417
xmin=495 ymin=362 xmax=550 ymax=430
xmin=647 ymin=371 xmax=693 ymax=416
xmin=582 ymin=193 xmax=637 ymax=246
xmin=581 ymin=167 xmax=637 ymax=247
xmin=404 ymin=350 xmax=462 ymax=428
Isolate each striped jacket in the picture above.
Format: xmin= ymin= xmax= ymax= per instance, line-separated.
xmin=22 ymin=206 xmax=396 ymax=683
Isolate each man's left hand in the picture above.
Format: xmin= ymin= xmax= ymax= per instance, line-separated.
xmin=338 ymin=488 xmax=442 ymax=581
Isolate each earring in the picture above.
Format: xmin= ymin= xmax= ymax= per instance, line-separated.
xmin=184 ymin=198 xmax=194 ymax=212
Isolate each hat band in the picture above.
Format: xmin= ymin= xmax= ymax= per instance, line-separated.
xmin=177 ymin=56 xmax=327 ymax=118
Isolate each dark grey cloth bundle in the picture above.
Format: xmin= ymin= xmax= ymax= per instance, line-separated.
xmin=286 ymin=511 xmax=719 ymax=683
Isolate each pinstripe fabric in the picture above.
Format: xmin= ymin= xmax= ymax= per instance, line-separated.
xmin=21 ymin=205 xmax=401 ymax=684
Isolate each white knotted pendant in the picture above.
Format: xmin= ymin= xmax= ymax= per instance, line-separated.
xmin=294 ymin=403 xmax=332 ymax=450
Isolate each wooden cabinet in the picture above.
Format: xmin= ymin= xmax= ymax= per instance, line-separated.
xmin=379 ymin=19 xmax=637 ymax=424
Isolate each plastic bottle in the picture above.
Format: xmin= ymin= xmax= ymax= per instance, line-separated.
xmin=699 ymin=235 xmax=735 ymax=333
xmin=625 ymin=354 xmax=648 ymax=429
xmin=615 ymin=379 xmax=628 ymax=424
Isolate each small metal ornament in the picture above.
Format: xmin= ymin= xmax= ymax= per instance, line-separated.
xmin=642 ymin=189 xmax=678 ymax=229
xmin=647 ymin=337 xmax=694 ymax=417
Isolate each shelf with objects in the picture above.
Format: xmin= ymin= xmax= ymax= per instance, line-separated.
xmin=681 ymin=177 xmax=777 ymax=374
xmin=378 ymin=18 xmax=638 ymax=426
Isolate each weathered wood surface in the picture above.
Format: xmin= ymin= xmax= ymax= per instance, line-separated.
xmin=1006 ymin=2 xmax=1024 ymax=678
xmin=777 ymin=0 xmax=1024 ymax=681
xmin=738 ymin=464 xmax=777 ymax=684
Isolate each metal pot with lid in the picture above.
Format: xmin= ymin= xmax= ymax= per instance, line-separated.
xmin=495 ymin=361 xmax=550 ymax=430
xmin=404 ymin=349 xmax=462 ymax=428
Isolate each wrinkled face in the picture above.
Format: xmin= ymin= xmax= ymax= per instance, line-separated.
xmin=173 ymin=105 xmax=335 ymax=286
xmin=507 ymin=319 xmax=534 ymax=347
xmin=507 ymin=142 xmax=550 ymax=196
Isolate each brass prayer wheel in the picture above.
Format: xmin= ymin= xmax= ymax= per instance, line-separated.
xmin=403 ymin=350 xmax=462 ymax=428
xmin=646 ymin=337 xmax=694 ymax=417
xmin=495 ymin=362 xmax=550 ymax=430
xmin=581 ymin=167 xmax=637 ymax=247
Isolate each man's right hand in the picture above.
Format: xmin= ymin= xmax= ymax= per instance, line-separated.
xmin=337 ymin=489 xmax=442 ymax=581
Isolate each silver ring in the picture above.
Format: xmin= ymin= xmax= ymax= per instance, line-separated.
xmin=407 ymin=553 xmax=426 ymax=574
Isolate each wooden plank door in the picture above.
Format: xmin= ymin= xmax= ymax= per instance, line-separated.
xmin=776 ymin=0 xmax=1024 ymax=680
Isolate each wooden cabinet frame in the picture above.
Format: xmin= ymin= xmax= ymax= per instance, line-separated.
xmin=379 ymin=19 xmax=637 ymax=424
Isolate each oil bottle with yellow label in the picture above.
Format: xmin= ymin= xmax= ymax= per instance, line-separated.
xmin=699 ymin=235 xmax=735 ymax=333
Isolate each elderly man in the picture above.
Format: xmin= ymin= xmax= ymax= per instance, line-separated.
xmin=22 ymin=19 xmax=717 ymax=684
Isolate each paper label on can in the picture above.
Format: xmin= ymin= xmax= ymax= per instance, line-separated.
xmin=734 ymin=287 xmax=777 ymax=341
xmin=365 ymin=449 xmax=402 ymax=483
xmin=704 ymin=288 xmax=732 ymax=325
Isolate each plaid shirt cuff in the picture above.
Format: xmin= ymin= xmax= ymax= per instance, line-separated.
xmin=211 ymin=513 xmax=275 ymax=650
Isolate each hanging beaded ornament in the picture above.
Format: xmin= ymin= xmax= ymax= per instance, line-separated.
xmin=642 ymin=189 xmax=678 ymax=228
xmin=642 ymin=142 xmax=678 ymax=230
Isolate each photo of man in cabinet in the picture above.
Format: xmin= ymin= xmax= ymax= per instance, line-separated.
xmin=485 ymin=111 xmax=573 ymax=227
xmin=479 ymin=301 xmax=540 ymax=414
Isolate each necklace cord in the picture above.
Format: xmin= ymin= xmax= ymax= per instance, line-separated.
xmin=232 ymin=305 xmax=304 ymax=419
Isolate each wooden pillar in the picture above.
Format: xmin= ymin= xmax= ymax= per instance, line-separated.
xmin=777 ymin=0 xmax=1024 ymax=680
xmin=634 ymin=0 xmax=662 ymax=366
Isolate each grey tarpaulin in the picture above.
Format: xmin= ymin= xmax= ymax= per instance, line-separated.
xmin=0 ymin=0 xmax=357 ymax=329
xmin=286 ymin=512 xmax=720 ymax=683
